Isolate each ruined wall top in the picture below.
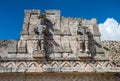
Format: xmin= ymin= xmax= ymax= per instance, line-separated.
xmin=0 ymin=10 xmax=120 ymax=73
xmin=3 ymin=10 xmax=104 ymax=60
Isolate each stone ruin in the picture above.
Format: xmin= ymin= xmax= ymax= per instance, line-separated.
xmin=0 ymin=10 xmax=120 ymax=81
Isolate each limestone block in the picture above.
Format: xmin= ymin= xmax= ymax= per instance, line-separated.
xmin=17 ymin=40 xmax=27 ymax=53
xmin=54 ymin=23 xmax=62 ymax=35
xmin=14 ymin=54 xmax=31 ymax=58
xmin=69 ymin=36 xmax=78 ymax=53
xmin=93 ymin=24 xmax=101 ymax=36
xmin=8 ymin=41 xmax=17 ymax=53
xmin=17 ymin=48 xmax=27 ymax=53
xmin=21 ymin=11 xmax=31 ymax=35
xmin=7 ymin=54 xmax=17 ymax=58
xmin=23 ymin=14 xmax=30 ymax=24
xmin=94 ymin=36 xmax=101 ymax=44
xmin=53 ymin=21 xmax=61 ymax=35
xmin=61 ymin=36 xmax=72 ymax=53
xmin=21 ymin=23 xmax=29 ymax=35
xmin=53 ymin=36 xmax=63 ymax=53
xmin=27 ymin=40 xmax=34 ymax=54
xmin=45 ymin=10 xmax=60 ymax=21
xmin=21 ymin=29 xmax=29 ymax=35
xmin=29 ymin=24 xmax=37 ymax=37
xmin=61 ymin=19 xmax=71 ymax=35
xmin=54 ymin=29 xmax=62 ymax=35
xmin=78 ymin=52 xmax=91 ymax=57
xmin=70 ymin=36 xmax=77 ymax=41
xmin=20 ymin=35 xmax=29 ymax=40
xmin=18 ymin=47 xmax=27 ymax=53
xmin=45 ymin=15 xmax=57 ymax=24
xmin=96 ymin=46 xmax=104 ymax=54
xmin=53 ymin=35 xmax=61 ymax=40
xmin=54 ymin=46 xmax=63 ymax=53
xmin=18 ymin=40 xmax=26 ymax=47
xmin=62 ymin=53 xmax=77 ymax=59
xmin=33 ymin=50 xmax=45 ymax=58
xmin=82 ymin=19 xmax=92 ymax=26
xmin=46 ymin=15 xmax=55 ymax=22
xmin=0 ymin=41 xmax=9 ymax=56
xmin=62 ymin=53 xmax=69 ymax=58
xmin=49 ymin=53 xmax=54 ymax=58
xmin=91 ymin=18 xmax=97 ymax=23
xmin=54 ymin=53 xmax=62 ymax=58
xmin=69 ymin=21 xmax=78 ymax=35
xmin=30 ymin=14 xmax=40 ymax=25
xmin=45 ymin=10 xmax=60 ymax=14
xmin=68 ymin=54 xmax=77 ymax=58
xmin=87 ymin=25 xmax=94 ymax=34
xmin=61 ymin=26 xmax=71 ymax=35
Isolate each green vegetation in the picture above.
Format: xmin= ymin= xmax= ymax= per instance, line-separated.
xmin=103 ymin=47 xmax=110 ymax=51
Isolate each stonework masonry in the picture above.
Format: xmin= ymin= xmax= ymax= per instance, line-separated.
xmin=0 ymin=10 xmax=120 ymax=81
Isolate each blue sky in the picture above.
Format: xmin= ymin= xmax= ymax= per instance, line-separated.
xmin=0 ymin=0 xmax=120 ymax=40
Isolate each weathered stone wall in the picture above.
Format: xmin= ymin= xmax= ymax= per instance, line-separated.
xmin=102 ymin=41 xmax=120 ymax=50
xmin=0 ymin=73 xmax=119 ymax=81
xmin=0 ymin=10 xmax=120 ymax=81
xmin=0 ymin=10 xmax=104 ymax=60
xmin=102 ymin=41 xmax=120 ymax=66
xmin=0 ymin=60 xmax=120 ymax=73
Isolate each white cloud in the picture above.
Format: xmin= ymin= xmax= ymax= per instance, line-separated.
xmin=98 ymin=18 xmax=120 ymax=41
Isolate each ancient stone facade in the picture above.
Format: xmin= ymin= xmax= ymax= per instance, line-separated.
xmin=0 ymin=10 xmax=120 ymax=81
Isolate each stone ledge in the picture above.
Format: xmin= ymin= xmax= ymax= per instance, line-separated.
xmin=0 ymin=67 xmax=120 ymax=73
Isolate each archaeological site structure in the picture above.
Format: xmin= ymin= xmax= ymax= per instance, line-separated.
xmin=0 ymin=10 xmax=120 ymax=81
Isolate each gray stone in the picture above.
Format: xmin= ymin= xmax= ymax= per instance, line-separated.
xmin=61 ymin=36 xmax=72 ymax=53
xmin=93 ymin=24 xmax=101 ymax=36
xmin=54 ymin=53 xmax=62 ymax=58
xmin=23 ymin=15 xmax=30 ymax=24
xmin=96 ymin=46 xmax=104 ymax=54
xmin=61 ymin=27 xmax=71 ymax=35
xmin=1 ymin=10 xmax=120 ymax=78
xmin=30 ymin=14 xmax=40 ymax=25
xmin=21 ymin=24 xmax=29 ymax=35
xmin=29 ymin=24 xmax=37 ymax=36
xmin=17 ymin=40 xmax=27 ymax=53
xmin=54 ymin=46 xmax=63 ymax=53
xmin=8 ymin=41 xmax=17 ymax=53
xmin=33 ymin=50 xmax=45 ymax=58
xmin=54 ymin=29 xmax=62 ymax=35
xmin=78 ymin=52 xmax=91 ymax=57
xmin=17 ymin=47 xmax=27 ymax=53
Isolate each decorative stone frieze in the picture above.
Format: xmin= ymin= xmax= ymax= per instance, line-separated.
xmin=0 ymin=10 xmax=120 ymax=81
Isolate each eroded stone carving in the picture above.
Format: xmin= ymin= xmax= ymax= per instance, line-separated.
xmin=1 ymin=10 xmax=107 ymax=60
xmin=0 ymin=10 xmax=120 ymax=81
xmin=33 ymin=18 xmax=46 ymax=57
xmin=77 ymin=26 xmax=90 ymax=56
